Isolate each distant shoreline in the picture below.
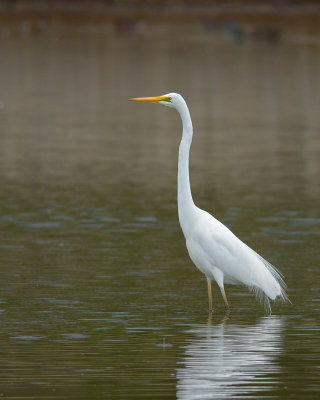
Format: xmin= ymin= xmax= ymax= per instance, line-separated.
xmin=1 ymin=1 xmax=320 ymax=33
xmin=1 ymin=2 xmax=320 ymax=19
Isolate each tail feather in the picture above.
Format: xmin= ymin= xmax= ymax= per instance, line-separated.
xmin=244 ymin=244 xmax=289 ymax=312
xmin=250 ymin=285 xmax=272 ymax=315
xmin=253 ymin=251 xmax=289 ymax=302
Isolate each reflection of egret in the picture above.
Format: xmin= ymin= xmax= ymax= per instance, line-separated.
xmin=176 ymin=317 xmax=283 ymax=399
xmin=130 ymin=93 xmax=288 ymax=313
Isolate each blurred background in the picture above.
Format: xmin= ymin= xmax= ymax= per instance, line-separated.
xmin=0 ymin=1 xmax=320 ymax=399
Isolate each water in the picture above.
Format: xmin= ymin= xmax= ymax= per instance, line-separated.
xmin=0 ymin=19 xmax=320 ymax=399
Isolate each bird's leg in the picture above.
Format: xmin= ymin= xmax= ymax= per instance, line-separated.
xmin=207 ymin=279 xmax=213 ymax=312
xmin=220 ymin=287 xmax=230 ymax=313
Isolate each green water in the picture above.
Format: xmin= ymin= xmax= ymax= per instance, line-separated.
xmin=0 ymin=20 xmax=319 ymax=399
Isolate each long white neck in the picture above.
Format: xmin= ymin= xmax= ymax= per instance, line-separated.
xmin=177 ymin=101 xmax=196 ymax=235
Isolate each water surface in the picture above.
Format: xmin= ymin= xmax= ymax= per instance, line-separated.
xmin=0 ymin=20 xmax=319 ymax=399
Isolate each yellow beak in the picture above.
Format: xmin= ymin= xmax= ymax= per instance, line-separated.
xmin=129 ymin=95 xmax=171 ymax=103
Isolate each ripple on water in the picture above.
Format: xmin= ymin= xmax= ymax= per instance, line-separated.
xmin=10 ymin=335 xmax=44 ymax=341
xmin=61 ymin=333 xmax=90 ymax=339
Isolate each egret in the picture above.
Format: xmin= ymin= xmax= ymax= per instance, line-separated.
xmin=130 ymin=93 xmax=288 ymax=314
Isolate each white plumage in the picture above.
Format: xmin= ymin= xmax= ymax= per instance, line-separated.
xmin=130 ymin=92 xmax=288 ymax=313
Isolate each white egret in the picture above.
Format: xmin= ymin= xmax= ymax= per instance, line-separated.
xmin=130 ymin=93 xmax=288 ymax=314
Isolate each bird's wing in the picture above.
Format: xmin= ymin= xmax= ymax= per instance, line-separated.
xmin=190 ymin=210 xmax=286 ymax=301
xmin=192 ymin=213 xmax=249 ymax=282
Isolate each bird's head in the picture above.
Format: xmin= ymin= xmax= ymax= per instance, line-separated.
xmin=130 ymin=92 xmax=184 ymax=110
